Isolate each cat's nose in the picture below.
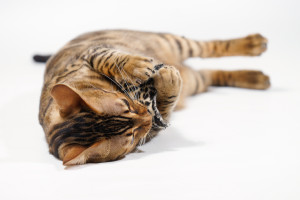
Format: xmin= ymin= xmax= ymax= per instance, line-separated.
xmin=133 ymin=119 xmax=152 ymax=137
xmin=134 ymin=114 xmax=152 ymax=125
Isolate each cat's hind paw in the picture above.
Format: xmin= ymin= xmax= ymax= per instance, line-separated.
xmin=233 ymin=70 xmax=270 ymax=90
xmin=244 ymin=34 xmax=268 ymax=56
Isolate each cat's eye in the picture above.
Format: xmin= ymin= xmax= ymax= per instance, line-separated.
xmin=121 ymin=98 xmax=132 ymax=114
xmin=121 ymin=99 xmax=130 ymax=109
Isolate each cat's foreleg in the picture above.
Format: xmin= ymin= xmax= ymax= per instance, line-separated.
xmin=153 ymin=65 xmax=182 ymax=120
xmin=83 ymin=47 xmax=156 ymax=86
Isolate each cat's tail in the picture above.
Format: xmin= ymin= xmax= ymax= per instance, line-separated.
xmin=33 ymin=54 xmax=52 ymax=63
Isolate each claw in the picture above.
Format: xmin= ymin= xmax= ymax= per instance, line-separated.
xmin=136 ymin=79 xmax=142 ymax=85
xmin=154 ymin=64 xmax=164 ymax=71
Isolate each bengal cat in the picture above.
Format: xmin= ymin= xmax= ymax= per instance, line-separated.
xmin=37 ymin=30 xmax=270 ymax=166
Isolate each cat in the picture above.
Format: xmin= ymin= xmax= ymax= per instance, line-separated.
xmin=37 ymin=29 xmax=270 ymax=166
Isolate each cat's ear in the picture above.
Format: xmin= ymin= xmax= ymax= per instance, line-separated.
xmin=63 ymin=140 xmax=111 ymax=166
xmin=62 ymin=145 xmax=87 ymax=165
xmin=51 ymin=84 xmax=82 ymax=118
xmin=51 ymin=81 xmax=125 ymax=118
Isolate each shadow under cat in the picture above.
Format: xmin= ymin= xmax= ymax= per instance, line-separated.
xmin=0 ymin=92 xmax=203 ymax=168
xmin=123 ymin=127 xmax=203 ymax=162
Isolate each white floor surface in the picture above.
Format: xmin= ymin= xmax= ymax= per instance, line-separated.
xmin=0 ymin=0 xmax=299 ymax=199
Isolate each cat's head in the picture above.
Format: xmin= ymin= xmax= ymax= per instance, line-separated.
xmin=50 ymin=77 xmax=152 ymax=166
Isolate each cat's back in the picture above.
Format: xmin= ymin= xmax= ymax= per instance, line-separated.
xmin=45 ymin=30 xmax=150 ymax=76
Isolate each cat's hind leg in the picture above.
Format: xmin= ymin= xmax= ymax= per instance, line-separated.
xmin=199 ymin=70 xmax=270 ymax=90
xmin=158 ymin=33 xmax=268 ymax=61
xmin=195 ymin=34 xmax=268 ymax=58
xmin=174 ymin=67 xmax=270 ymax=110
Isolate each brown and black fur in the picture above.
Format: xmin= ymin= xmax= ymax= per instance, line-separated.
xmin=38 ymin=30 xmax=270 ymax=166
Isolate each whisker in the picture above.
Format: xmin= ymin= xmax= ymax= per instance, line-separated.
xmin=118 ymin=61 xmax=139 ymax=99
xmin=130 ymin=129 xmax=134 ymax=145
xmin=99 ymin=73 xmax=133 ymax=100
xmin=138 ymin=138 xmax=143 ymax=147
xmin=114 ymin=60 xmax=135 ymax=100
xmin=120 ymin=70 xmax=138 ymax=100
xmin=115 ymin=66 xmax=136 ymax=99
xmin=114 ymin=59 xmax=139 ymax=100
xmin=142 ymin=137 xmax=144 ymax=146
xmin=85 ymin=81 xmax=98 ymax=90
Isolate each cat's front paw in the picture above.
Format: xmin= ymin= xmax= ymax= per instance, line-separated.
xmin=122 ymin=55 xmax=155 ymax=85
xmin=153 ymin=65 xmax=182 ymax=99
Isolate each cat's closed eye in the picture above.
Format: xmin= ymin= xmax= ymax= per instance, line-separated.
xmin=121 ymin=98 xmax=130 ymax=109
xmin=121 ymin=98 xmax=139 ymax=114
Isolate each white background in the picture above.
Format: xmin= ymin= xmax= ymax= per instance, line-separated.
xmin=0 ymin=0 xmax=299 ymax=199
